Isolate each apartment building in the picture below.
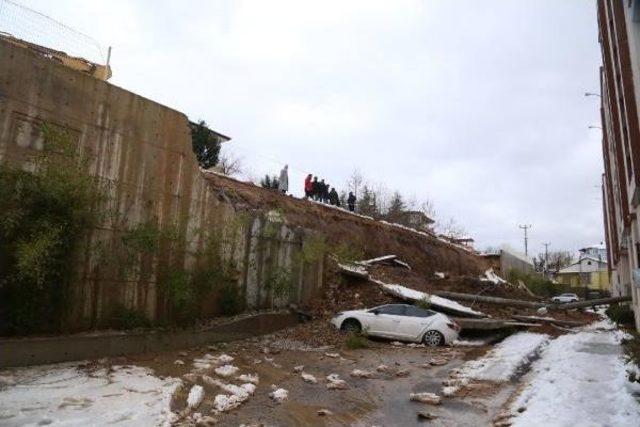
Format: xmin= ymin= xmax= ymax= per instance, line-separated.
xmin=598 ymin=0 xmax=640 ymax=329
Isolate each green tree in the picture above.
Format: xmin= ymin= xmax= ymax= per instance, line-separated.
xmin=190 ymin=120 xmax=221 ymax=169
xmin=357 ymin=186 xmax=378 ymax=217
xmin=260 ymin=174 xmax=279 ymax=189
xmin=385 ymin=191 xmax=406 ymax=222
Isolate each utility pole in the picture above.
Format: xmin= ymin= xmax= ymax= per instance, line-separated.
xmin=543 ymin=242 xmax=551 ymax=277
xmin=519 ymin=224 xmax=532 ymax=256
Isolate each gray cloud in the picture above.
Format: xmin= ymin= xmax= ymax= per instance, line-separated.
xmin=22 ymin=0 xmax=604 ymax=255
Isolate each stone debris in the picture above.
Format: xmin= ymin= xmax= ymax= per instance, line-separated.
xmin=350 ymin=369 xmax=375 ymax=378
xmin=214 ymin=365 xmax=239 ymax=378
xmin=326 ymin=373 xmax=349 ymax=390
xmin=174 ymin=360 xmax=185 ymax=366
xmin=395 ymin=369 xmax=410 ymax=377
xmin=410 ymin=392 xmax=442 ymax=405
xmin=324 ymin=352 xmax=340 ymax=358
xmin=269 ymin=387 xmax=289 ymax=403
xmin=301 ymin=372 xmax=318 ymax=384
xmin=187 ymin=385 xmax=205 ymax=409
xmin=293 ymin=365 xmax=305 ymax=373
xmin=407 ymin=343 xmax=426 ymax=348
xmin=178 ymin=351 xmax=188 ymax=357
xmin=391 ymin=341 xmax=405 ymax=347
xmin=253 ymin=359 xmax=263 ymax=364
xmin=237 ymin=373 xmax=260 ymax=384
xmin=376 ymin=364 xmax=389 ymax=372
xmin=183 ymin=373 xmax=199 ymax=383
xmin=213 ymin=394 xmax=243 ymax=412
xmin=426 ymin=357 xmax=450 ymax=366
xmin=192 ymin=413 xmax=218 ymax=426
xmin=417 ymin=411 xmax=438 ymax=420
xmin=317 ymin=409 xmax=334 ymax=416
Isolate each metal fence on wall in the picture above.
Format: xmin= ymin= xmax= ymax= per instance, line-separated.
xmin=0 ymin=0 xmax=105 ymax=64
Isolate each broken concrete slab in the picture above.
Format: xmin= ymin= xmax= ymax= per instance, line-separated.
xmin=371 ymin=279 xmax=487 ymax=318
xmin=338 ymin=263 xmax=370 ymax=279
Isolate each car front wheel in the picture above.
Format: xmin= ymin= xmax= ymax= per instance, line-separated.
xmin=423 ymin=330 xmax=444 ymax=347
xmin=341 ymin=319 xmax=362 ymax=334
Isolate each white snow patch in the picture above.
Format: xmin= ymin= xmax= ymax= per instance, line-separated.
xmin=443 ymin=333 xmax=548 ymax=396
xmin=509 ymin=323 xmax=640 ymax=427
xmin=214 ymin=365 xmax=239 ymax=378
xmin=460 ymin=333 xmax=548 ymax=382
xmin=0 ymin=363 xmax=181 ymax=426
xmin=187 ymin=385 xmax=204 ymax=408
xmin=434 ymin=272 xmax=445 ymax=279
xmin=480 ymin=268 xmax=508 ymax=285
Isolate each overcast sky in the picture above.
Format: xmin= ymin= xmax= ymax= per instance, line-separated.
xmin=14 ymin=0 xmax=604 ymax=256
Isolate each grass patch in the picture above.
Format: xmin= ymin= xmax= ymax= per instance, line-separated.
xmin=345 ymin=331 xmax=369 ymax=349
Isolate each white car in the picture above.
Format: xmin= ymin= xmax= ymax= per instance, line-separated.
xmin=551 ymin=293 xmax=580 ymax=303
xmin=330 ymin=303 xmax=460 ymax=346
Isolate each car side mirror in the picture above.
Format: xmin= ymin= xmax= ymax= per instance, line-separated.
xmin=371 ymin=309 xmax=380 ymax=315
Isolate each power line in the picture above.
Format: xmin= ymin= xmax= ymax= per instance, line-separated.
xmin=519 ymin=224 xmax=532 ymax=256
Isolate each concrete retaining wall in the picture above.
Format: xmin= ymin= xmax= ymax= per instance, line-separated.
xmin=0 ymin=39 xmax=324 ymax=332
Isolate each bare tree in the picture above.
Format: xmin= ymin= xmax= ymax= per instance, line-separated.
xmin=437 ymin=217 xmax=467 ymax=239
xmin=346 ymin=168 xmax=364 ymax=199
xmin=217 ymin=152 xmax=244 ymax=177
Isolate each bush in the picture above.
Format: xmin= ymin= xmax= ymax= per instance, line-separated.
xmin=506 ymin=269 xmax=566 ymax=298
xmin=109 ymin=305 xmax=150 ymax=330
xmin=606 ymin=304 xmax=636 ymax=326
xmin=345 ymin=331 xmax=369 ymax=349
xmin=0 ymin=125 xmax=104 ymax=334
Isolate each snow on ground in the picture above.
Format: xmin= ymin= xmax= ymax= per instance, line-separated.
xmin=0 ymin=362 xmax=180 ymax=426
xmin=508 ymin=322 xmax=640 ymax=427
xmin=459 ymin=333 xmax=549 ymax=382
xmin=444 ymin=332 xmax=548 ymax=396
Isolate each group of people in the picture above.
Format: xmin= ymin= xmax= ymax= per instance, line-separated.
xmin=275 ymin=166 xmax=357 ymax=212
xmin=304 ymin=174 xmax=356 ymax=212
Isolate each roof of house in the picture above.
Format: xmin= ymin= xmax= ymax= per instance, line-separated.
xmin=557 ymin=256 xmax=607 ymax=274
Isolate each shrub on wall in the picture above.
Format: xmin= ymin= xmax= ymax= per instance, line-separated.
xmin=0 ymin=125 xmax=104 ymax=334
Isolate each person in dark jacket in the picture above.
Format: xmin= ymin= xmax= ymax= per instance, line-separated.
xmin=311 ymin=176 xmax=319 ymax=200
xmin=347 ymin=192 xmax=356 ymax=212
xmin=304 ymin=174 xmax=313 ymax=199
xmin=320 ymin=179 xmax=328 ymax=203
xmin=329 ymin=187 xmax=339 ymax=206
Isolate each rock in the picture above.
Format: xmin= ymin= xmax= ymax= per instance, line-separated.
xmin=195 ymin=415 xmax=219 ymax=426
xmin=376 ymin=364 xmax=389 ymax=372
xmin=183 ymin=373 xmax=199 ymax=383
xmin=417 ymin=411 xmax=438 ymax=420
xmin=326 ymin=374 xmax=349 ymax=390
xmin=269 ymin=388 xmax=289 ymax=403
xmin=317 ymin=409 xmax=333 ymax=416
xmin=293 ymin=365 xmax=304 ymax=373
xmin=324 ymin=352 xmax=340 ymax=358
xmin=301 ymin=372 xmax=318 ymax=384
xmin=410 ymin=392 xmax=441 ymax=405
xmin=391 ymin=341 xmax=405 ymax=347
xmin=178 ymin=351 xmax=188 ymax=357
xmin=427 ymin=358 xmax=449 ymax=366
xmin=537 ymin=307 xmax=548 ymax=315
xmin=395 ymin=369 xmax=410 ymax=377
xmin=237 ymin=373 xmax=259 ymax=384
xmin=350 ymin=369 xmax=374 ymax=378
xmin=214 ymin=365 xmax=239 ymax=377
xmin=174 ymin=360 xmax=185 ymax=365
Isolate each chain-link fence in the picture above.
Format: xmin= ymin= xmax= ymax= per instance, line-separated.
xmin=0 ymin=0 xmax=105 ymax=64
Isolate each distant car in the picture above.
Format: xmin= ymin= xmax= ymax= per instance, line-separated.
xmin=330 ymin=303 xmax=460 ymax=346
xmin=551 ymin=293 xmax=580 ymax=303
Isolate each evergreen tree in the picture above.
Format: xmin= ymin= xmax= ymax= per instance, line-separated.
xmin=190 ymin=120 xmax=221 ymax=169
xmin=260 ymin=174 xmax=279 ymax=189
xmin=357 ymin=186 xmax=378 ymax=217
xmin=386 ymin=191 xmax=406 ymax=223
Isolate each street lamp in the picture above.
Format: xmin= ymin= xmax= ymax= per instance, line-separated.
xmin=585 ymin=92 xmax=602 ymax=98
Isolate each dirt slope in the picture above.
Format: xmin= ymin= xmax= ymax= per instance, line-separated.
xmin=203 ymin=172 xmax=484 ymax=277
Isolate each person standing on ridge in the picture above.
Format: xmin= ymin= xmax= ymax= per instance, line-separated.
xmin=347 ymin=191 xmax=356 ymax=212
xmin=278 ymin=165 xmax=289 ymax=194
xmin=304 ymin=174 xmax=313 ymax=199
xmin=329 ymin=187 xmax=339 ymax=206
xmin=311 ymin=176 xmax=319 ymax=200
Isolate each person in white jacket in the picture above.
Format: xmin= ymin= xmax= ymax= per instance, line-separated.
xmin=278 ymin=165 xmax=289 ymax=194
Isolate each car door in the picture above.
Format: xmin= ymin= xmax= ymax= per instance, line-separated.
xmin=395 ymin=306 xmax=437 ymax=340
xmin=367 ymin=305 xmax=406 ymax=338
